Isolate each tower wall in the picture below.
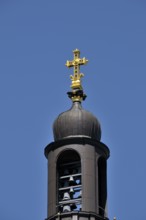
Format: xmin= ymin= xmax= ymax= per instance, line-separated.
xmin=45 ymin=137 xmax=109 ymax=220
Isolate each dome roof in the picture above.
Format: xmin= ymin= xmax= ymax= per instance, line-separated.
xmin=53 ymin=102 xmax=101 ymax=141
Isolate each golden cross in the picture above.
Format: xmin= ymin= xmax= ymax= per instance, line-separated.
xmin=65 ymin=49 xmax=88 ymax=90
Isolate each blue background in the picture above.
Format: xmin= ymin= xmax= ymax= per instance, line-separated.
xmin=0 ymin=1 xmax=146 ymax=220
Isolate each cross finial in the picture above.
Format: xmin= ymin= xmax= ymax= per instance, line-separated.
xmin=65 ymin=49 xmax=88 ymax=102
xmin=65 ymin=49 xmax=88 ymax=90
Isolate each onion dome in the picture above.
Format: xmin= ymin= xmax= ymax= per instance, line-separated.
xmin=53 ymin=101 xmax=101 ymax=141
xmin=53 ymin=49 xmax=101 ymax=141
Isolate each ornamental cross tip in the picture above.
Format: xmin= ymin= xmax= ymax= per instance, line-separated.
xmin=65 ymin=49 xmax=88 ymax=90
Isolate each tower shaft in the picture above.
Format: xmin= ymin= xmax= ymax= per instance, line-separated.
xmin=44 ymin=50 xmax=110 ymax=220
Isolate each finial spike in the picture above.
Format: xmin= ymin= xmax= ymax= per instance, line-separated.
xmin=65 ymin=49 xmax=88 ymax=102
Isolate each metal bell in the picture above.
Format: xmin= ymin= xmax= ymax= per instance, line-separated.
xmin=70 ymin=187 xmax=74 ymax=194
xmin=63 ymin=192 xmax=70 ymax=200
xmin=69 ymin=176 xmax=75 ymax=186
xmin=63 ymin=205 xmax=71 ymax=212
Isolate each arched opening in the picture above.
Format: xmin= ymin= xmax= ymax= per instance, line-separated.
xmin=98 ymin=157 xmax=107 ymax=217
xmin=57 ymin=150 xmax=82 ymax=213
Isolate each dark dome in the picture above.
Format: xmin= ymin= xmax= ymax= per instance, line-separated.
xmin=53 ymin=102 xmax=101 ymax=141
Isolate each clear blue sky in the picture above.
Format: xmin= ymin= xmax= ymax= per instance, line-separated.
xmin=0 ymin=1 xmax=146 ymax=220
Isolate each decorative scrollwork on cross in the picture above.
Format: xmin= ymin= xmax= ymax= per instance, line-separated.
xmin=65 ymin=49 xmax=88 ymax=90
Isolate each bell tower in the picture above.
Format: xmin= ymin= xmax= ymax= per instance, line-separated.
xmin=44 ymin=49 xmax=110 ymax=220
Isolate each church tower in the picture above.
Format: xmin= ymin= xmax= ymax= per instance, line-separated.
xmin=44 ymin=49 xmax=110 ymax=220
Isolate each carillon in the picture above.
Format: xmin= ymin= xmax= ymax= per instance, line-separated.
xmin=58 ymin=153 xmax=82 ymax=212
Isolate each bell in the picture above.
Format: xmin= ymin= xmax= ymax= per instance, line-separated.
xmin=70 ymin=187 xmax=74 ymax=194
xmin=69 ymin=176 xmax=76 ymax=186
xmin=63 ymin=205 xmax=71 ymax=212
xmin=63 ymin=192 xmax=70 ymax=200
xmin=78 ymin=190 xmax=82 ymax=198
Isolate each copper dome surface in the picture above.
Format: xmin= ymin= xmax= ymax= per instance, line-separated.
xmin=53 ymin=102 xmax=101 ymax=141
